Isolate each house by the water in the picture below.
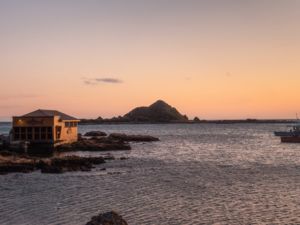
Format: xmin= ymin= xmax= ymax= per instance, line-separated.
xmin=12 ymin=109 xmax=80 ymax=148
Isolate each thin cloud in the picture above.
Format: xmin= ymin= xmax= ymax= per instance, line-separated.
xmin=83 ymin=77 xmax=123 ymax=85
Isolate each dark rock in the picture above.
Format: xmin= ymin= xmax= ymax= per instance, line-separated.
xmin=0 ymin=163 xmax=36 ymax=175
xmin=109 ymin=133 xmax=159 ymax=142
xmin=103 ymin=155 xmax=115 ymax=160
xmin=40 ymin=156 xmax=105 ymax=174
xmin=84 ymin=131 xmax=107 ymax=137
xmin=86 ymin=211 xmax=128 ymax=225
xmin=120 ymin=157 xmax=128 ymax=160
xmin=193 ymin=117 xmax=201 ymax=122
xmin=0 ymin=155 xmax=107 ymax=175
xmin=41 ymin=165 xmax=64 ymax=174
xmin=57 ymin=138 xmax=131 ymax=152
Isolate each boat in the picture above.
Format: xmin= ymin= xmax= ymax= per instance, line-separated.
xmin=274 ymin=123 xmax=300 ymax=143
xmin=281 ymin=136 xmax=300 ymax=143
xmin=274 ymin=131 xmax=294 ymax=137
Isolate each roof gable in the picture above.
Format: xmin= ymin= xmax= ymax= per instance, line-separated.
xmin=22 ymin=109 xmax=78 ymax=121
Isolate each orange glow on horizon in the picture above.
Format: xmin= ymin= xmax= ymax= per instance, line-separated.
xmin=1 ymin=1 xmax=300 ymax=121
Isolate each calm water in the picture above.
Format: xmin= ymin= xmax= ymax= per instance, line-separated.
xmin=1 ymin=123 xmax=300 ymax=225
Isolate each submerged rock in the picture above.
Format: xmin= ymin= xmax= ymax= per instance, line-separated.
xmin=84 ymin=131 xmax=107 ymax=137
xmin=109 ymin=133 xmax=159 ymax=142
xmin=86 ymin=211 xmax=128 ymax=225
xmin=0 ymin=155 xmax=106 ymax=175
xmin=40 ymin=156 xmax=106 ymax=174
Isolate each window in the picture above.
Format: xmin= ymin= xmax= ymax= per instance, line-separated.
xmin=65 ymin=121 xmax=78 ymax=127
xmin=47 ymin=127 xmax=53 ymax=139
xmin=27 ymin=127 xmax=33 ymax=140
xmin=34 ymin=127 xmax=40 ymax=140
xmin=14 ymin=127 xmax=20 ymax=140
xmin=41 ymin=127 xmax=46 ymax=140
xmin=21 ymin=127 xmax=26 ymax=140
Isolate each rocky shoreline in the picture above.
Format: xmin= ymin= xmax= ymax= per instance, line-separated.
xmin=0 ymin=151 xmax=108 ymax=175
xmin=0 ymin=131 xmax=159 ymax=175
xmin=58 ymin=132 xmax=159 ymax=152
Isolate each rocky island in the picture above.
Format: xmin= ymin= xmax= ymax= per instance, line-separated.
xmin=80 ymin=100 xmax=191 ymax=124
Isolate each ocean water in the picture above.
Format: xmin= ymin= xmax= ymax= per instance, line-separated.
xmin=1 ymin=123 xmax=300 ymax=225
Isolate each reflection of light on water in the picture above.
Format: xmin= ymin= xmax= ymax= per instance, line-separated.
xmin=1 ymin=123 xmax=300 ymax=224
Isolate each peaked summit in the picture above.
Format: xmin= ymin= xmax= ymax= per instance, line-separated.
xmin=123 ymin=100 xmax=188 ymax=122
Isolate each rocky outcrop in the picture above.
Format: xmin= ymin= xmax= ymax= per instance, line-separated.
xmin=84 ymin=131 xmax=107 ymax=137
xmin=0 ymin=155 xmax=107 ymax=175
xmin=193 ymin=117 xmax=201 ymax=122
xmin=57 ymin=138 xmax=131 ymax=152
xmin=0 ymin=163 xmax=37 ymax=175
xmin=40 ymin=156 xmax=106 ymax=174
xmin=109 ymin=133 xmax=159 ymax=142
xmin=86 ymin=211 xmax=128 ymax=225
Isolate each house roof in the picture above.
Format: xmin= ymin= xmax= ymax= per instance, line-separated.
xmin=21 ymin=109 xmax=79 ymax=121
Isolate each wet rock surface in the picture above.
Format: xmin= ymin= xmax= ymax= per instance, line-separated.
xmin=86 ymin=211 xmax=128 ymax=225
xmin=0 ymin=163 xmax=37 ymax=174
xmin=57 ymin=138 xmax=131 ymax=152
xmin=84 ymin=131 xmax=108 ymax=137
xmin=108 ymin=133 xmax=159 ymax=142
xmin=40 ymin=156 xmax=106 ymax=174
xmin=0 ymin=155 xmax=106 ymax=175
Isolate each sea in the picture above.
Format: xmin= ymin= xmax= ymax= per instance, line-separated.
xmin=0 ymin=123 xmax=300 ymax=225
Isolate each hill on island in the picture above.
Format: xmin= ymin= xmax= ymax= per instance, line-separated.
xmin=123 ymin=100 xmax=188 ymax=122
xmin=80 ymin=100 xmax=189 ymax=124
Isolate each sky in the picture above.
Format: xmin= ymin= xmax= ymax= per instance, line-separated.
xmin=1 ymin=0 xmax=300 ymax=121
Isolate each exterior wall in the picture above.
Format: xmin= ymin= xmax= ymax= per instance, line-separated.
xmin=53 ymin=116 xmax=78 ymax=143
xmin=60 ymin=124 xmax=78 ymax=143
xmin=12 ymin=116 xmax=79 ymax=144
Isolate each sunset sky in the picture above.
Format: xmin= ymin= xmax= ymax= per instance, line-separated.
xmin=1 ymin=0 xmax=300 ymax=121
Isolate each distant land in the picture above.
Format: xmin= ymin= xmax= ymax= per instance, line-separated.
xmin=80 ymin=100 xmax=190 ymax=124
xmin=0 ymin=100 xmax=297 ymax=124
xmin=79 ymin=100 xmax=297 ymax=124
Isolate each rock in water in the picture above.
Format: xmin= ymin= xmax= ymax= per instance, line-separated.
xmin=86 ymin=211 xmax=128 ymax=225
xmin=109 ymin=133 xmax=159 ymax=142
xmin=84 ymin=131 xmax=107 ymax=137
